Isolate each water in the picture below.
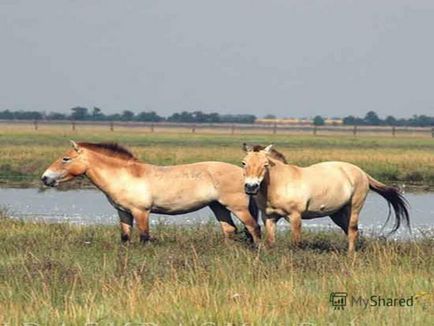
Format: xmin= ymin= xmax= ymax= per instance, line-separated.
xmin=1 ymin=188 xmax=433 ymax=238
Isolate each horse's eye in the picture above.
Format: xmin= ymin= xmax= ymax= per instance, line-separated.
xmin=62 ymin=157 xmax=71 ymax=163
xmin=241 ymin=161 xmax=246 ymax=166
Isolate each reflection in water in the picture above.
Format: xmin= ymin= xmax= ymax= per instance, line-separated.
xmin=0 ymin=188 xmax=432 ymax=239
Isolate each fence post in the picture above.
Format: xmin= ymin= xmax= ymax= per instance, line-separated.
xmin=33 ymin=120 xmax=38 ymax=130
xmin=431 ymin=128 xmax=434 ymax=138
xmin=392 ymin=126 xmax=396 ymax=137
xmin=192 ymin=124 xmax=196 ymax=133
xmin=231 ymin=124 xmax=235 ymax=135
xmin=353 ymin=125 xmax=357 ymax=136
xmin=273 ymin=123 xmax=277 ymax=135
xmin=150 ymin=123 xmax=154 ymax=133
xmin=313 ymin=125 xmax=317 ymax=136
xmin=72 ymin=121 xmax=76 ymax=131
xmin=110 ymin=121 xmax=114 ymax=132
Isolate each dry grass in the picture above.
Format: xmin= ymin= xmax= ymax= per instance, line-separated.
xmin=0 ymin=215 xmax=432 ymax=325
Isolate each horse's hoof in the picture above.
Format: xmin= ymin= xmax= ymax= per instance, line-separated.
xmin=140 ymin=235 xmax=157 ymax=243
xmin=121 ymin=234 xmax=130 ymax=243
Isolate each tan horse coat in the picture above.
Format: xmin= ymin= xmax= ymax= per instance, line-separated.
xmin=242 ymin=144 xmax=409 ymax=253
xmin=42 ymin=142 xmax=261 ymax=243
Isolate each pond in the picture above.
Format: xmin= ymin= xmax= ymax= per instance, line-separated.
xmin=1 ymin=188 xmax=432 ymax=238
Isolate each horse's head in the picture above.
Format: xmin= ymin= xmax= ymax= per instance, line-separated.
xmin=41 ymin=141 xmax=88 ymax=187
xmin=241 ymin=143 xmax=273 ymax=195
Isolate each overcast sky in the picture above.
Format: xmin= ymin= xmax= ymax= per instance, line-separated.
xmin=1 ymin=0 xmax=434 ymax=118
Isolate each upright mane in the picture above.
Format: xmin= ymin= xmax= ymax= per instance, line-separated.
xmin=79 ymin=142 xmax=137 ymax=161
xmin=249 ymin=144 xmax=288 ymax=164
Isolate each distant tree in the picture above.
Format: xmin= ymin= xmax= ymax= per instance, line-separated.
xmin=364 ymin=111 xmax=381 ymax=125
xmin=263 ymin=114 xmax=276 ymax=119
xmin=136 ymin=111 xmax=164 ymax=122
xmin=343 ymin=115 xmax=356 ymax=125
xmin=192 ymin=111 xmax=220 ymax=123
xmin=70 ymin=107 xmax=89 ymax=120
xmin=313 ymin=115 xmax=325 ymax=126
xmin=384 ymin=115 xmax=397 ymax=126
xmin=91 ymin=107 xmax=104 ymax=120
xmin=206 ymin=112 xmax=220 ymax=123
xmin=192 ymin=111 xmax=207 ymax=122
xmin=12 ymin=110 xmax=43 ymax=120
xmin=409 ymin=115 xmax=434 ymax=127
xmin=121 ymin=110 xmax=135 ymax=121
xmin=167 ymin=111 xmax=194 ymax=122
xmin=0 ymin=110 xmax=14 ymax=119
xmin=106 ymin=113 xmax=122 ymax=121
xmin=48 ymin=112 xmax=67 ymax=120
xmin=220 ymin=114 xmax=256 ymax=124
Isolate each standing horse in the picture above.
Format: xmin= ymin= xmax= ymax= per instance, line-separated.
xmin=41 ymin=141 xmax=261 ymax=243
xmin=241 ymin=144 xmax=410 ymax=253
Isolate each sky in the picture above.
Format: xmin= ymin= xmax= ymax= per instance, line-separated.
xmin=1 ymin=0 xmax=434 ymax=118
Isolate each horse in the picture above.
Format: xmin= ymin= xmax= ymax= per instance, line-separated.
xmin=41 ymin=141 xmax=261 ymax=244
xmin=241 ymin=144 xmax=410 ymax=253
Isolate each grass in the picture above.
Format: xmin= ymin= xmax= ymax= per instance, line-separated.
xmin=0 ymin=212 xmax=433 ymax=325
xmin=1 ymin=124 xmax=434 ymax=187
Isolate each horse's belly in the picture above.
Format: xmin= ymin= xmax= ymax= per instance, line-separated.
xmin=150 ymin=186 xmax=217 ymax=215
xmin=151 ymin=200 xmax=209 ymax=215
xmin=303 ymin=198 xmax=349 ymax=219
xmin=302 ymin=208 xmax=339 ymax=219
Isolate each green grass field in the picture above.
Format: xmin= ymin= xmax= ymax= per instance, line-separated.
xmin=0 ymin=212 xmax=433 ymax=325
xmin=1 ymin=125 xmax=434 ymax=187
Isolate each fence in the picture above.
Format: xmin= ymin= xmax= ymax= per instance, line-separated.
xmin=1 ymin=119 xmax=434 ymax=137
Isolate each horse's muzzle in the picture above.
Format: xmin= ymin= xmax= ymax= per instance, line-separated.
xmin=244 ymin=183 xmax=259 ymax=195
xmin=41 ymin=175 xmax=56 ymax=187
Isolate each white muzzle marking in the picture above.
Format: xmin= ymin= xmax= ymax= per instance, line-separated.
xmin=244 ymin=176 xmax=261 ymax=186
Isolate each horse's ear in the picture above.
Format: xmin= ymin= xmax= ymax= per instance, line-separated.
xmin=242 ymin=143 xmax=253 ymax=152
xmin=70 ymin=140 xmax=80 ymax=152
xmin=263 ymin=144 xmax=273 ymax=153
xmin=267 ymin=157 xmax=276 ymax=167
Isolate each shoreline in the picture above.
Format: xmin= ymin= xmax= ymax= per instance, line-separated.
xmin=1 ymin=181 xmax=433 ymax=193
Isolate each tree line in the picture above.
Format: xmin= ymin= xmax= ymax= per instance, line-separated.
xmin=1 ymin=107 xmax=434 ymax=127
xmin=313 ymin=111 xmax=434 ymax=127
xmin=341 ymin=111 xmax=434 ymax=127
xmin=0 ymin=107 xmax=256 ymax=124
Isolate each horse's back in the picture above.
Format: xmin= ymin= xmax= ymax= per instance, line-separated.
xmin=306 ymin=161 xmax=368 ymax=183
xmin=302 ymin=161 xmax=368 ymax=189
xmin=295 ymin=161 xmax=369 ymax=215
xmin=147 ymin=161 xmax=246 ymax=212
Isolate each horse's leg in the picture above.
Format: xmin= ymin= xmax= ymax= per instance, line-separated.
xmin=131 ymin=209 xmax=151 ymax=243
xmin=289 ymin=211 xmax=302 ymax=246
xmin=209 ymin=202 xmax=238 ymax=241
xmin=117 ymin=209 xmax=133 ymax=242
xmin=329 ymin=205 xmax=350 ymax=235
xmin=228 ymin=207 xmax=261 ymax=244
xmin=265 ymin=216 xmax=279 ymax=247
xmin=347 ymin=204 xmax=366 ymax=255
xmin=347 ymin=189 xmax=368 ymax=255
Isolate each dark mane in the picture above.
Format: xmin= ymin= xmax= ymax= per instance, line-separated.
xmin=250 ymin=144 xmax=288 ymax=164
xmin=78 ymin=142 xmax=137 ymax=161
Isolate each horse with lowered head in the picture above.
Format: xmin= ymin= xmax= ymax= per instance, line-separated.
xmin=41 ymin=141 xmax=261 ymax=244
xmin=241 ymin=143 xmax=410 ymax=254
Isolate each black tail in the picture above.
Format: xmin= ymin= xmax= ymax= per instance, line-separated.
xmin=368 ymin=175 xmax=410 ymax=233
